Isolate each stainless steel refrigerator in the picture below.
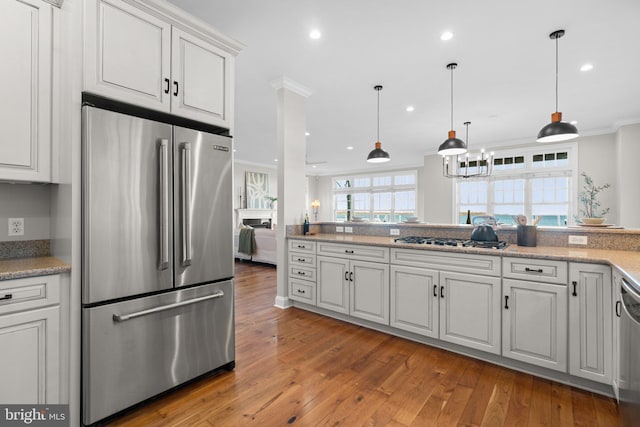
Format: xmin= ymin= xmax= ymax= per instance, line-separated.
xmin=81 ymin=105 xmax=234 ymax=425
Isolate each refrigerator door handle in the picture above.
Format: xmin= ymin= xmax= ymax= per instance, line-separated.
xmin=181 ymin=142 xmax=193 ymax=267
xmin=158 ymin=139 xmax=170 ymax=270
xmin=112 ymin=290 xmax=225 ymax=322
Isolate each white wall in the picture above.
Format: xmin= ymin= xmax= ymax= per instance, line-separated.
xmin=617 ymin=123 xmax=640 ymax=228
xmin=578 ymin=132 xmax=618 ymax=224
xmin=422 ymin=154 xmax=453 ymax=223
xmin=0 ymin=183 xmax=51 ymax=241
xmin=233 ymin=160 xmax=277 ymax=211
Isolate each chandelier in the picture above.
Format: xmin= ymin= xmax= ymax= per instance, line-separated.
xmin=442 ymin=122 xmax=493 ymax=178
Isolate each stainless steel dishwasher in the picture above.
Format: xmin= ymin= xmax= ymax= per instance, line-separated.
xmin=619 ymin=276 xmax=640 ymax=426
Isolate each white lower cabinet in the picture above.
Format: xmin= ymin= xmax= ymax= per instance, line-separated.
xmin=568 ymin=263 xmax=612 ymax=384
xmin=317 ymin=252 xmax=389 ymax=325
xmin=390 ymin=265 xmax=438 ymax=338
xmin=502 ymin=278 xmax=567 ymax=372
xmin=0 ymin=275 xmax=61 ymax=404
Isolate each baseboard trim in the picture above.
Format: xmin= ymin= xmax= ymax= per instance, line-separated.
xmin=274 ymin=296 xmax=292 ymax=309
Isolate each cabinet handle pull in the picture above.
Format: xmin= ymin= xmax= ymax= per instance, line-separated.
xmin=349 ymin=272 xmax=353 ymax=282
xmin=297 ymin=258 xmax=305 ymax=262
xmin=298 ymin=289 xmax=306 ymax=294
xmin=525 ymin=267 xmax=543 ymax=273
xmin=173 ymin=81 xmax=179 ymax=96
xmin=1 ymin=293 xmax=13 ymax=301
xmin=164 ymin=78 xmax=170 ymax=94
xmin=504 ymin=295 xmax=509 ymax=309
xmin=616 ymin=300 xmax=621 ymax=317
xmin=345 ymin=250 xmax=354 ymax=254
xmin=345 ymin=271 xmax=349 ymax=281
xmin=433 ymin=285 xmax=437 ymax=297
xmin=440 ymin=286 xmax=444 ymax=298
xmin=298 ymin=271 xmax=306 ymax=276
xmin=572 ymin=281 xmax=578 ymax=297
xmin=297 ymin=245 xmax=305 ymax=248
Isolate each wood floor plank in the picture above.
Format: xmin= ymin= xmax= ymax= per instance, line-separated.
xmin=102 ymin=261 xmax=621 ymax=427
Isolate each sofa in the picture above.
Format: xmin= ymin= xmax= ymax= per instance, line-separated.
xmin=234 ymin=228 xmax=277 ymax=265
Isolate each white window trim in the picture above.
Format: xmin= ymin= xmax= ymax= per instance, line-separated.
xmin=452 ymin=142 xmax=578 ymax=224
xmin=333 ymin=169 xmax=418 ymax=222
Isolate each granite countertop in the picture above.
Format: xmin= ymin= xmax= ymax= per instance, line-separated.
xmin=289 ymin=233 xmax=640 ymax=287
xmin=0 ymin=256 xmax=71 ymax=281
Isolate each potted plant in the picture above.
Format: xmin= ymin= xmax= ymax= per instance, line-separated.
xmin=578 ymin=172 xmax=610 ymax=225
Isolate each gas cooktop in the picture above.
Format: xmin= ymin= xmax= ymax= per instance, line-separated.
xmin=394 ymin=236 xmax=508 ymax=250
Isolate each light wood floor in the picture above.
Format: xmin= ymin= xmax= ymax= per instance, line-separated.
xmin=107 ymin=261 xmax=620 ymax=426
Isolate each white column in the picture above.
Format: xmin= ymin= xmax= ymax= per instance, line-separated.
xmin=271 ymin=77 xmax=311 ymax=308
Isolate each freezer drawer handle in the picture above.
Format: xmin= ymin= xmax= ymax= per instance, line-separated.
xmin=112 ymin=291 xmax=224 ymax=322
xmin=158 ymin=139 xmax=170 ymax=270
xmin=180 ymin=143 xmax=193 ymax=267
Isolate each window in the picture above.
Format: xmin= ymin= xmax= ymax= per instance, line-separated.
xmin=333 ymin=170 xmax=417 ymax=222
xmin=456 ymin=144 xmax=577 ymax=226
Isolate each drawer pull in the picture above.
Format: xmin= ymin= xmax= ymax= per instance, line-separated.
xmin=297 ymin=271 xmax=306 ymax=276
xmin=1 ymin=293 xmax=13 ymax=301
xmin=297 ymin=244 xmax=305 ymax=248
xmin=525 ymin=267 xmax=543 ymax=273
xmin=297 ymin=258 xmax=305 ymax=262
xmin=572 ymin=281 xmax=578 ymax=297
xmin=345 ymin=250 xmax=354 ymax=254
xmin=297 ymin=289 xmax=306 ymax=294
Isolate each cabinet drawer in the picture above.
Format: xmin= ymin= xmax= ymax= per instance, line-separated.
xmin=289 ymin=253 xmax=316 ymax=267
xmin=391 ymin=248 xmax=501 ymax=276
xmin=0 ymin=275 xmax=60 ymax=315
xmin=503 ymin=257 xmax=567 ymax=284
xmin=289 ymin=278 xmax=316 ymax=305
xmin=317 ymin=243 xmax=389 ymax=263
xmin=289 ymin=266 xmax=316 ymax=282
xmin=288 ymin=239 xmax=316 ymax=253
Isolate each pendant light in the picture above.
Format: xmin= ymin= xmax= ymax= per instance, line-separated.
xmin=537 ymin=29 xmax=579 ymax=142
xmin=438 ymin=63 xmax=467 ymax=155
xmin=442 ymin=121 xmax=493 ymax=178
xmin=366 ymin=85 xmax=391 ymax=163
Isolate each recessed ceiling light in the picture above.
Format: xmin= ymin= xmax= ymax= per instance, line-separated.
xmin=311 ymin=165 xmax=317 ymax=168
xmin=440 ymin=31 xmax=453 ymax=41
xmin=580 ymin=63 xmax=593 ymax=72
xmin=309 ymin=29 xmax=322 ymax=40
xmin=346 ymin=146 xmax=354 ymax=150
xmin=406 ymin=106 xmax=415 ymax=112
xmin=305 ymin=132 xmax=310 ymax=136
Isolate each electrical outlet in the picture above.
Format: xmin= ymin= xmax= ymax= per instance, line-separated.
xmin=8 ymin=218 xmax=24 ymax=236
xmin=336 ymin=226 xmax=344 ymax=233
xmin=390 ymin=229 xmax=400 ymax=236
xmin=568 ymin=235 xmax=588 ymax=245
xmin=345 ymin=226 xmax=353 ymax=233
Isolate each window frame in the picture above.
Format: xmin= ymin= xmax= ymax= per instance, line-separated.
xmin=453 ymin=142 xmax=578 ymax=226
xmin=332 ymin=170 xmax=418 ymax=222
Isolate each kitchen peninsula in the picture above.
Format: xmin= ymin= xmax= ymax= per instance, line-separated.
xmin=285 ymin=222 xmax=640 ymax=399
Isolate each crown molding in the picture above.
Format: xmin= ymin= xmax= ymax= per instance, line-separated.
xmin=270 ymin=77 xmax=312 ymax=98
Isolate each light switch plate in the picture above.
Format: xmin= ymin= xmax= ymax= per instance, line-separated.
xmin=569 ymin=235 xmax=588 ymax=245
xmin=345 ymin=226 xmax=353 ymax=233
xmin=390 ymin=229 xmax=400 ymax=236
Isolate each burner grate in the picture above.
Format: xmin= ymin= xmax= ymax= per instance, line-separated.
xmin=394 ymin=236 xmax=508 ymax=250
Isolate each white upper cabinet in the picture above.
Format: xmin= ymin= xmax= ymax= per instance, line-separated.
xmin=84 ymin=0 xmax=239 ymax=129
xmin=0 ymin=0 xmax=52 ymax=182
xmin=84 ymin=0 xmax=171 ymax=111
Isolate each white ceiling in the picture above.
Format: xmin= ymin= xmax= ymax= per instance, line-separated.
xmin=169 ymin=0 xmax=640 ymax=175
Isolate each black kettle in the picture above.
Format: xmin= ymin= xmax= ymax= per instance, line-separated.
xmin=471 ymin=224 xmax=498 ymax=242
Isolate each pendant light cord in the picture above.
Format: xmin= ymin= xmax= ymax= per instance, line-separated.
xmin=450 ymin=66 xmax=454 ymax=130
xmin=377 ymin=88 xmax=380 ymax=141
xmin=555 ymin=35 xmax=559 ymax=112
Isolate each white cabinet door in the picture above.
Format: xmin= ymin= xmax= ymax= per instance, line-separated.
xmin=502 ymin=279 xmax=567 ymax=371
xmin=350 ymin=260 xmax=389 ymax=325
xmin=0 ymin=0 xmax=51 ymax=182
xmin=317 ymin=256 xmax=349 ymax=314
xmin=569 ymin=263 xmax=612 ymax=384
xmin=440 ymin=272 xmax=501 ymax=355
xmin=171 ymin=27 xmax=232 ymax=128
xmin=390 ymin=265 xmax=438 ymax=338
xmin=84 ymin=0 xmax=171 ymax=111
xmin=0 ymin=306 xmax=59 ymax=404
